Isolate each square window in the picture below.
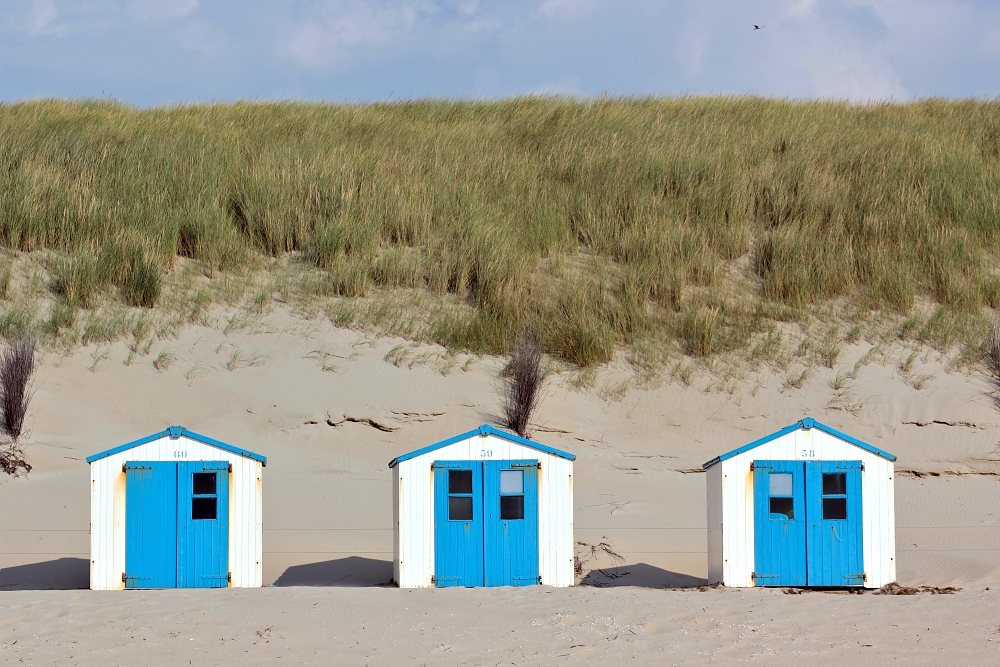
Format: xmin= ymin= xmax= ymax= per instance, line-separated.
xmin=448 ymin=470 xmax=473 ymax=495
xmin=449 ymin=495 xmax=473 ymax=521
xmin=823 ymin=497 xmax=848 ymax=520
xmin=769 ymin=473 xmax=793 ymax=496
xmin=823 ymin=473 xmax=847 ymax=496
xmin=500 ymin=495 xmax=524 ymax=520
xmin=769 ymin=497 xmax=794 ymax=519
xmin=192 ymin=497 xmax=217 ymax=520
xmin=500 ymin=470 xmax=523 ymax=495
xmin=193 ymin=472 xmax=216 ymax=495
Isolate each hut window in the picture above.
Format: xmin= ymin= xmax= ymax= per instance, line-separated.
xmin=769 ymin=473 xmax=792 ymax=496
xmin=449 ymin=470 xmax=473 ymax=494
xmin=192 ymin=472 xmax=218 ymax=520
xmin=500 ymin=496 xmax=524 ymax=520
xmin=500 ymin=470 xmax=523 ymax=494
xmin=499 ymin=470 xmax=524 ymax=520
xmin=768 ymin=473 xmax=794 ymax=519
xmin=769 ymin=497 xmax=793 ymax=519
xmin=822 ymin=473 xmax=846 ymax=495
xmin=822 ymin=473 xmax=848 ymax=520
xmin=448 ymin=470 xmax=474 ymax=521
xmin=823 ymin=498 xmax=847 ymax=520
xmin=192 ymin=497 xmax=217 ymax=520
xmin=449 ymin=496 xmax=473 ymax=521
xmin=193 ymin=473 xmax=216 ymax=495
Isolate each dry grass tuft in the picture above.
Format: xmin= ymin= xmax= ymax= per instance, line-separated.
xmin=0 ymin=338 xmax=36 ymax=476
xmin=499 ymin=328 xmax=544 ymax=438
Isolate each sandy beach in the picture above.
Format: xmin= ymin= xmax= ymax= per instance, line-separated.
xmin=2 ymin=306 xmax=1000 ymax=664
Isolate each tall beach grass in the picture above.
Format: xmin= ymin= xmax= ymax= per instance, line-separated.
xmin=2 ymin=97 xmax=1000 ymax=365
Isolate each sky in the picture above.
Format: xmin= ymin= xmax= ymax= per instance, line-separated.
xmin=1 ymin=0 xmax=998 ymax=105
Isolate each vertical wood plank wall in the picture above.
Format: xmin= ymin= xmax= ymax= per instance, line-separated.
xmin=90 ymin=435 xmax=264 ymax=590
xmin=708 ymin=428 xmax=896 ymax=588
xmin=393 ymin=433 xmax=574 ymax=588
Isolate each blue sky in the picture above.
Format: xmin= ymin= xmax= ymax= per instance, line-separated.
xmin=2 ymin=0 xmax=998 ymax=105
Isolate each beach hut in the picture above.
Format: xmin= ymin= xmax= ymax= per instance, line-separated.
xmin=87 ymin=426 xmax=266 ymax=590
xmin=389 ymin=424 xmax=575 ymax=588
xmin=704 ymin=417 xmax=896 ymax=588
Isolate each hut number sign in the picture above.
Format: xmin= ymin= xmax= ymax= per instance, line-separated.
xmin=800 ymin=449 xmax=816 ymax=459
xmin=479 ymin=448 xmax=494 ymax=458
xmin=173 ymin=450 xmax=188 ymax=459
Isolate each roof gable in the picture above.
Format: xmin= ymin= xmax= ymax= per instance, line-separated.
xmin=389 ymin=424 xmax=576 ymax=468
xmin=703 ymin=417 xmax=896 ymax=469
xmin=86 ymin=426 xmax=267 ymax=465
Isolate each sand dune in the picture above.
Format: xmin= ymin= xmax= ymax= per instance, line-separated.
xmin=2 ymin=307 xmax=1000 ymax=662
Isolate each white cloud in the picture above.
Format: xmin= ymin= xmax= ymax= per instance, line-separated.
xmin=282 ymin=1 xmax=423 ymax=68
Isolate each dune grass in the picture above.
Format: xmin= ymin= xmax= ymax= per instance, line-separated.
xmin=2 ymin=97 xmax=1000 ymax=366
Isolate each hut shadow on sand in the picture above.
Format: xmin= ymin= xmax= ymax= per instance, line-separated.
xmin=0 ymin=557 xmax=89 ymax=590
xmin=273 ymin=556 xmax=393 ymax=587
xmin=579 ymin=563 xmax=706 ymax=589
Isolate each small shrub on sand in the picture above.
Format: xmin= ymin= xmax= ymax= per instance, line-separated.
xmin=0 ymin=339 xmax=36 ymax=477
xmin=500 ymin=328 xmax=543 ymax=438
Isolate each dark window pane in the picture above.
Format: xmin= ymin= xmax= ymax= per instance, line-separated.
xmin=193 ymin=472 xmax=216 ymax=495
xmin=769 ymin=497 xmax=794 ymax=519
xmin=823 ymin=497 xmax=848 ymax=520
xmin=500 ymin=495 xmax=524 ymax=520
xmin=823 ymin=473 xmax=847 ymax=496
xmin=192 ymin=497 xmax=217 ymax=520
xmin=449 ymin=496 xmax=473 ymax=521
xmin=449 ymin=470 xmax=473 ymax=495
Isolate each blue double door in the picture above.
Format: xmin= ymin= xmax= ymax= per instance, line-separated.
xmin=433 ymin=460 xmax=539 ymax=587
xmin=124 ymin=461 xmax=229 ymax=588
xmin=753 ymin=460 xmax=864 ymax=587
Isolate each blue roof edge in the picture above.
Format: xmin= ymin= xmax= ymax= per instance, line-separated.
xmin=389 ymin=424 xmax=576 ymax=468
xmin=702 ymin=417 xmax=896 ymax=469
xmin=86 ymin=426 xmax=267 ymax=466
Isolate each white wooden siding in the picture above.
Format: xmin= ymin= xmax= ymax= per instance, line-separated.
xmin=705 ymin=462 xmax=723 ymax=584
xmin=90 ymin=434 xmax=264 ymax=590
xmin=392 ymin=432 xmax=574 ymax=588
xmin=707 ymin=427 xmax=895 ymax=589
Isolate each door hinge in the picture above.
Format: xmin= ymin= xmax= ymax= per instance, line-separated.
xmin=228 ymin=463 xmax=233 ymax=473
xmin=863 ymin=572 xmax=867 ymax=582
xmin=751 ymin=571 xmax=755 ymax=580
xmin=228 ymin=572 xmax=232 ymax=583
xmin=537 ymin=575 xmax=542 ymax=584
xmin=122 ymin=572 xmax=126 ymax=583
xmin=861 ymin=463 xmax=865 ymax=471
xmin=430 ymin=575 xmax=436 ymax=584
xmin=749 ymin=462 xmax=755 ymax=470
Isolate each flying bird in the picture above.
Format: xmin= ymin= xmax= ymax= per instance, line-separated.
xmin=754 ymin=25 xmax=765 ymax=30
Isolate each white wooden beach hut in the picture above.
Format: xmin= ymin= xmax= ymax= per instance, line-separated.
xmin=389 ymin=424 xmax=575 ymax=588
xmin=704 ymin=417 xmax=896 ymax=588
xmin=87 ymin=426 xmax=265 ymax=590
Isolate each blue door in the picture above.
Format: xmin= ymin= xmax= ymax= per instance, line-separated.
xmin=433 ymin=462 xmax=484 ymax=587
xmin=754 ymin=459 xmax=865 ymax=586
xmin=433 ymin=460 xmax=540 ymax=587
xmin=125 ymin=462 xmax=178 ymax=588
xmin=753 ymin=460 xmax=807 ymax=586
xmin=806 ymin=461 xmax=864 ymax=586
xmin=484 ymin=460 xmax=539 ymax=586
xmin=124 ymin=461 xmax=229 ymax=588
xmin=177 ymin=462 xmax=230 ymax=588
